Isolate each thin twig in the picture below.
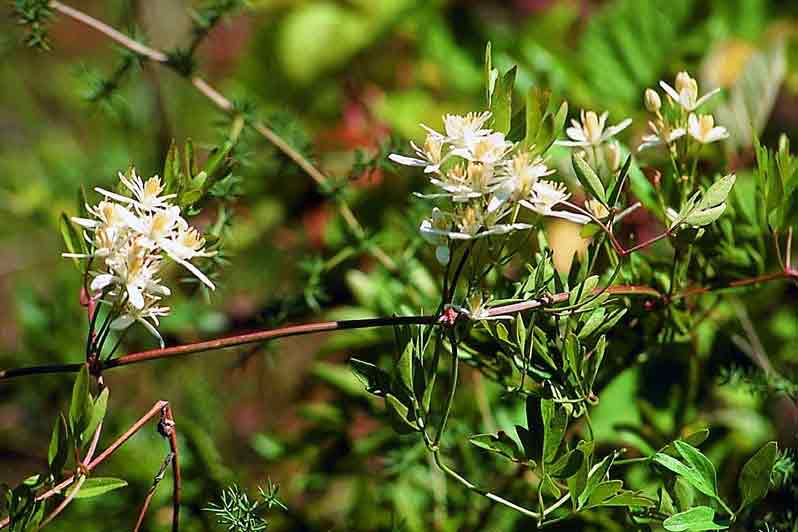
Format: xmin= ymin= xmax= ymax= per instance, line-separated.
xmin=0 ymin=402 xmax=168 ymax=530
xmin=48 ymin=1 xmax=397 ymax=271
xmin=161 ymin=405 xmax=181 ymax=532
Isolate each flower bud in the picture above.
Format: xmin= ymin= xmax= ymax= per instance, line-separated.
xmin=605 ymin=142 xmax=622 ymax=172
xmin=644 ymin=89 xmax=661 ymax=113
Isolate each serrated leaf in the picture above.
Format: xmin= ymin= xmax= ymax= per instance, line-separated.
xmin=72 ymin=478 xmax=128 ymax=499
xmin=663 ymin=506 xmax=727 ymax=531
xmin=573 ymin=154 xmax=607 ymax=204
xmin=738 ymin=441 xmax=778 ymax=509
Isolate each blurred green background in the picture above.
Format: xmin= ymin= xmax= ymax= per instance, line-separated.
xmin=1 ymin=0 xmax=797 ymax=530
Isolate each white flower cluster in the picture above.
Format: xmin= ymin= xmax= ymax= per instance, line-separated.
xmin=390 ymin=112 xmax=590 ymax=264
xmin=65 ymin=170 xmax=215 ymax=345
xmin=640 ymin=71 xmax=728 ymax=151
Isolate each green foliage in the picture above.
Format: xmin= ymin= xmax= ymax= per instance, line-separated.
xmin=204 ymin=482 xmax=286 ymax=532
xmin=3 ymin=0 xmax=797 ymax=531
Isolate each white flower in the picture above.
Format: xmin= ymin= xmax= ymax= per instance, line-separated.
xmin=111 ymin=298 xmax=171 ymax=347
xmin=421 ymin=205 xmax=530 ymax=246
xmin=64 ymin=169 xmax=217 ymax=346
xmin=638 ymin=120 xmax=686 ymax=152
xmin=687 ymin=114 xmax=729 ymax=144
xmin=659 ymin=72 xmax=720 ymax=112
xmin=96 ymin=171 xmax=176 ymax=212
xmin=389 ymin=135 xmax=447 ymax=174
xmin=557 ymin=110 xmax=632 ymax=148
xmin=488 ymin=152 xmax=554 ymax=211
xmin=520 ymin=180 xmax=590 ymax=224
xmin=451 ymin=132 xmax=513 ymax=166
xmin=435 ymin=111 xmax=493 ymax=148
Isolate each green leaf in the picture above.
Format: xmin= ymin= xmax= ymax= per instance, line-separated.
xmin=518 ymin=396 xmax=544 ymax=459
xmin=660 ymin=429 xmax=710 ymax=457
xmin=59 ymin=214 xmax=83 ymax=270
xmin=578 ymin=453 xmax=615 ymax=509
xmin=684 ymin=203 xmax=726 ymax=227
xmin=68 ymin=366 xmax=91 ymax=440
xmin=162 ymin=139 xmax=181 ymax=194
xmin=573 ymin=153 xmax=607 ymax=204
xmin=674 ymin=441 xmax=719 ymax=497
xmin=587 ymin=335 xmax=607 ymax=390
xmin=47 ymin=414 xmax=69 ymax=475
xmin=586 ymin=480 xmax=623 ymax=507
xmin=350 ymin=358 xmax=391 ymax=396
xmin=663 ymin=506 xmax=727 ymax=531
xmin=549 ymin=448 xmax=584 ymax=479
xmin=654 ymin=442 xmax=719 ymax=500
xmin=490 ymin=67 xmax=516 ymax=135
xmin=515 ymin=314 xmax=527 ymax=353
xmin=579 ymin=307 xmax=606 ymax=339
xmin=72 ymin=478 xmax=128 ymax=499
xmin=601 ymin=490 xmax=656 ymax=508
xmin=395 ymin=342 xmax=415 ymax=395
xmin=385 ymin=394 xmax=419 ymax=433
xmin=567 ymin=440 xmax=593 ymax=509
xmin=563 ymin=333 xmax=581 ymax=378
xmin=607 ymin=155 xmax=632 ymax=208
xmin=469 ymin=431 xmax=525 ymax=463
xmin=569 ymin=275 xmax=599 ymax=305
xmin=699 ymin=174 xmax=736 ymax=210
xmin=738 ymin=441 xmax=778 ymax=509
xmin=81 ymin=387 xmax=109 ymax=445
xmin=541 ymin=399 xmax=567 ymax=464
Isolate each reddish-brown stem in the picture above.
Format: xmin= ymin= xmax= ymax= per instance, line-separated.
xmin=2 ymin=270 xmax=795 ymax=383
xmin=672 ymin=269 xmax=797 ymax=300
xmin=163 ymin=406 xmax=181 ymax=532
xmin=0 ymin=402 xmax=167 ymax=530
xmin=133 ymin=488 xmax=157 ymax=532
xmin=132 ymin=405 xmax=179 ymax=532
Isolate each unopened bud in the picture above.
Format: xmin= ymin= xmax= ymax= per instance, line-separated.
xmin=645 ymin=89 xmax=661 ymax=113
xmin=605 ymin=142 xmax=622 ymax=172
